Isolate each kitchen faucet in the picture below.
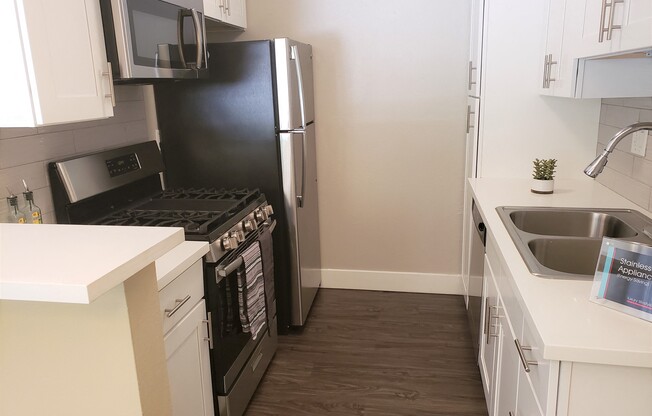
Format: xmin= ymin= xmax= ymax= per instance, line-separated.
xmin=584 ymin=122 xmax=652 ymax=178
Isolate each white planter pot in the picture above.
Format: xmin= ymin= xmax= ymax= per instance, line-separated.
xmin=531 ymin=179 xmax=554 ymax=194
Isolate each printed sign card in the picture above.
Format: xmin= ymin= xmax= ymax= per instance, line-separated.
xmin=590 ymin=238 xmax=652 ymax=323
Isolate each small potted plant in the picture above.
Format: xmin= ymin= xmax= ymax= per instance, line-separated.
xmin=531 ymin=158 xmax=557 ymax=194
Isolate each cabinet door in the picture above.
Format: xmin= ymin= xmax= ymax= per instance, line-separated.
xmin=516 ymin=374 xmax=544 ymax=416
xmin=568 ymin=0 xmax=617 ymax=57
xmin=164 ymin=299 xmax=215 ymax=416
xmin=495 ymin=310 xmax=519 ymax=416
xmin=204 ymin=0 xmax=224 ymax=21
xmin=12 ymin=0 xmax=114 ymax=126
xmin=479 ymin=256 xmax=500 ymax=415
xmin=224 ymin=0 xmax=247 ymax=28
xmin=619 ymin=0 xmax=652 ymax=52
xmin=542 ymin=0 xmax=575 ymax=97
xmin=468 ymin=0 xmax=484 ymax=96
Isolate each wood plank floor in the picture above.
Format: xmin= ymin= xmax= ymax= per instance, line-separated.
xmin=245 ymin=289 xmax=488 ymax=416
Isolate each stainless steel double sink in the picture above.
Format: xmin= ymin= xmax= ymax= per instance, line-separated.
xmin=497 ymin=207 xmax=652 ymax=279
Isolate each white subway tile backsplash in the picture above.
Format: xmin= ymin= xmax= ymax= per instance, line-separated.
xmin=601 ymin=104 xmax=640 ymax=128
xmin=598 ymin=98 xmax=652 ymax=211
xmin=632 ymin=158 xmax=652 ymax=187
xmin=0 ymin=131 xmax=76 ymax=169
xmin=623 ymin=97 xmax=652 ymax=110
xmin=596 ymin=167 xmax=651 ymax=209
xmin=600 ymin=146 xmax=634 ymax=176
xmin=0 ymin=90 xmax=148 ymax=223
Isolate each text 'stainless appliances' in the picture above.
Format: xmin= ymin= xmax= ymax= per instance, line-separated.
xmin=48 ymin=141 xmax=276 ymax=416
xmin=154 ymin=39 xmax=322 ymax=330
xmin=99 ymin=0 xmax=208 ymax=81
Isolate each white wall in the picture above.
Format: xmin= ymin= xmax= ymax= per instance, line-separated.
xmin=209 ymin=0 xmax=471 ymax=292
xmin=0 ymin=86 xmax=150 ymax=223
xmin=478 ymin=0 xmax=601 ymax=180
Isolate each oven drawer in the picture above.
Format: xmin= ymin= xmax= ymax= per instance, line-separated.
xmin=159 ymin=259 xmax=204 ymax=334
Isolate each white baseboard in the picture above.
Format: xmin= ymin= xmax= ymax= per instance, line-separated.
xmin=320 ymin=269 xmax=464 ymax=295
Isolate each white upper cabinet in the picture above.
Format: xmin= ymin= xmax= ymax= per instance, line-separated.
xmin=541 ymin=0 xmax=569 ymax=96
xmin=0 ymin=0 xmax=114 ymax=127
xmin=542 ymin=0 xmax=652 ymax=98
xmin=619 ymin=0 xmax=652 ymax=52
xmin=468 ymin=0 xmax=485 ymax=97
xmin=204 ymin=0 xmax=247 ymax=29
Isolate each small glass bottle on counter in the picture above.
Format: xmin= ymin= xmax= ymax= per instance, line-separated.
xmin=21 ymin=180 xmax=42 ymax=224
xmin=5 ymin=193 xmax=26 ymax=224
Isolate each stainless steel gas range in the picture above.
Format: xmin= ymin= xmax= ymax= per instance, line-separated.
xmin=49 ymin=141 xmax=277 ymax=416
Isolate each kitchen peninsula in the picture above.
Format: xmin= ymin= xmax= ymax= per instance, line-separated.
xmin=0 ymin=223 xmax=184 ymax=416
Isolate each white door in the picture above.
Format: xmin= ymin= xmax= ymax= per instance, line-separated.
xmin=479 ymin=256 xmax=500 ymax=415
xmin=164 ymin=300 xmax=215 ymax=416
xmin=573 ymin=0 xmax=619 ymax=57
xmin=468 ymin=0 xmax=485 ymax=97
xmin=224 ymin=0 xmax=247 ymax=28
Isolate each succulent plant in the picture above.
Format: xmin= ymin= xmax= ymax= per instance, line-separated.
xmin=532 ymin=158 xmax=557 ymax=180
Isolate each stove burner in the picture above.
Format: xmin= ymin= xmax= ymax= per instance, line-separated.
xmin=93 ymin=188 xmax=263 ymax=240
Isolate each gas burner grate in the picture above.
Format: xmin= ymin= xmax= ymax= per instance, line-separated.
xmin=160 ymin=188 xmax=260 ymax=202
xmin=98 ymin=209 xmax=229 ymax=235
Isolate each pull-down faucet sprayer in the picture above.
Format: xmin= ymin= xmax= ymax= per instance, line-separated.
xmin=584 ymin=122 xmax=652 ymax=178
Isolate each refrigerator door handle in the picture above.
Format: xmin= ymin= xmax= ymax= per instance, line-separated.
xmin=291 ymin=45 xmax=307 ymax=129
xmin=297 ymin=131 xmax=306 ymax=208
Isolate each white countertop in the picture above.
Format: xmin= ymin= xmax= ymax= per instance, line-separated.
xmin=155 ymin=241 xmax=208 ymax=290
xmin=470 ymin=177 xmax=652 ymax=368
xmin=0 ymin=224 xmax=184 ymax=304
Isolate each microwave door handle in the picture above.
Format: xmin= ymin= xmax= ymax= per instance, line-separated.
xmin=189 ymin=8 xmax=203 ymax=69
xmin=291 ymin=45 xmax=307 ymax=129
xmin=177 ymin=9 xmax=188 ymax=67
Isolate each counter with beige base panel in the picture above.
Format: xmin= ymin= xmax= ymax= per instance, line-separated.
xmin=470 ymin=178 xmax=652 ymax=416
xmin=0 ymin=224 xmax=184 ymax=416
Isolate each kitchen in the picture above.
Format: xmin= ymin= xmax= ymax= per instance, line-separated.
xmin=1 ymin=0 xmax=651 ymax=416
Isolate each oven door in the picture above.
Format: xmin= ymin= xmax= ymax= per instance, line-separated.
xmin=204 ymin=223 xmax=274 ymax=395
xmin=101 ymin=0 xmax=208 ymax=80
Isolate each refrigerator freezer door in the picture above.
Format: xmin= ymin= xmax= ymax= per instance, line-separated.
xmin=279 ymin=123 xmax=321 ymax=326
xmin=275 ymin=38 xmax=315 ymax=131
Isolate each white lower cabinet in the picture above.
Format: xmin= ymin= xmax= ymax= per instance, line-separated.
xmin=479 ymin=230 xmax=652 ymax=416
xmin=159 ymin=255 xmax=214 ymax=416
xmin=165 ymin=299 xmax=214 ymax=416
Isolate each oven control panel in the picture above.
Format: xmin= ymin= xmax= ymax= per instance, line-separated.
xmin=106 ymin=153 xmax=141 ymax=178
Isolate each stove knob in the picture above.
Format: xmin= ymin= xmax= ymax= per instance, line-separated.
xmin=255 ymin=209 xmax=268 ymax=222
xmin=222 ymin=236 xmax=239 ymax=251
xmin=263 ymin=205 xmax=274 ymax=216
xmin=243 ymin=219 xmax=258 ymax=232
xmin=231 ymin=230 xmax=245 ymax=243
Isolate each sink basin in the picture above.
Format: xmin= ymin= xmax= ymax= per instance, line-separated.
xmin=509 ymin=210 xmax=637 ymax=238
xmin=527 ymin=238 xmax=603 ymax=275
xmin=497 ymin=207 xmax=652 ymax=279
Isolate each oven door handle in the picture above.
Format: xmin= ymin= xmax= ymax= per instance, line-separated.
xmin=216 ymin=220 xmax=276 ymax=278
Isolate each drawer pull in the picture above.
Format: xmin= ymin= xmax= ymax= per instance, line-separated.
xmin=515 ymin=338 xmax=538 ymax=373
xmin=165 ymin=295 xmax=191 ymax=317
xmin=203 ymin=311 xmax=214 ymax=349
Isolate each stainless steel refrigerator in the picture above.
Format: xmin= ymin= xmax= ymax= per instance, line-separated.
xmin=154 ymin=38 xmax=321 ymax=331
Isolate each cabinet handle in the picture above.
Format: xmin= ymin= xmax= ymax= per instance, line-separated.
xmin=484 ymin=301 xmax=491 ymax=340
xmin=547 ymin=54 xmax=557 ymax=85
xmin=203 ymin=311 xmax=214 ymax=349
xmin=466 ymin=105 xmax=476 ymax=133
xmin=219 ymin=0 xmax=225 ymax=13
xmin=165 ymin=294 xmax=191 ymax=317
xmin=542 ymin=54 xmax=549 ymax=88
xmin=226 ymin=0 xmax=231 ymax=15
xmin=468 ymin=61 xmax=477 ymax=91
xmin=599 ymin=0 xmax=609 ymax=43
xmin=101 ymin=62 xmax=116 ymax=107
xmin=514 ymin=338 xmax=538 ymax=373
xmin=606 ymin=0 xmax=624 ymax=41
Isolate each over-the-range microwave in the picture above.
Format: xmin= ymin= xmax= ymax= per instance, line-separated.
xmin=99 ymin=0 xmax=208 ymax=81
